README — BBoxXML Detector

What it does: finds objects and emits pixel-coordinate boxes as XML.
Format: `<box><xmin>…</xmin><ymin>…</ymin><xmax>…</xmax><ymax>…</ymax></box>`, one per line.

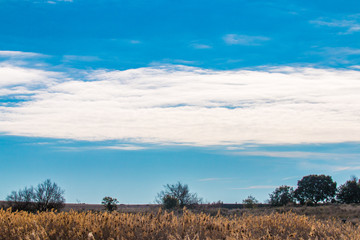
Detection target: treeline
<box><xmin>5</xmin><ymin>179</ymin><xmax>65</xmax><ymax>212</ymax></box>
<box><xmin>154</xmin><ymin>175</ymin><xmax>360</xmax><ymax>210</ymax></box>
<box><xmin>268</xmin><ymin>174</ymin><xmax>360</xmax><ymax>206</ymax></box>
<box><xmin>5</xmin><ymin>174</ymin><xmax>360</xmax><ymax>213</ymax></box>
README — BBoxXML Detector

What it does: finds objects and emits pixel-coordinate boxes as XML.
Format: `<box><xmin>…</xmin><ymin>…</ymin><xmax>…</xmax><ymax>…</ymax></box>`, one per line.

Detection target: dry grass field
<box><xmin>62</xmin><ymin>202</ymin><xmax>360</xmax><ymax>225</ymax></box>
<box><xmin>1</xmin><ymin>207</ymin><xmax>360</xmax><ymax>240</ymax></box>
<box><xmin>198</xmin><ymin>204</ymin><xmax>360</xmax><ymax>225</ymax></box>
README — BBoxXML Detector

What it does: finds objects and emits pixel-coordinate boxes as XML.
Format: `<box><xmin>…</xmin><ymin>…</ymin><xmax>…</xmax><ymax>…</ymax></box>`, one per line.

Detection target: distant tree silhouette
<box><xmin>102</xmin><ymin>196</ymin><xmax>119</xmax><ymax>212</ymax></box>
<box><xmin>294</xmin><ymin>175</ymin><xmax>336</xmax><ymax>205</ymax></box>
<box><xmin>7</xmin><ymin>179</ymin><xmax>65</xmax><ymax>212</ymax></box>
<box><xmin>156</xmin><ymin>182</ymin><xmax>202</xmax><ymax>208</ymax></box>
<box><xmin>337</xmin><ymin>176</ymin><xmax>360</xmax><ymax>203</ymax></box>
<box><xmin>6</xmin><ymin>187</ymin><xmax>35</xmax><ymax>212</ymax></box>
<box><xmin>269</xmin><ymin>185</ymin><xmax>295</xmax><ymax>206</ymax></box>
<box><xmin>242</xmin><ymin>195</ymin><xmax>259</xmax><ymax>208</ymax></box>
<box><xmin>162</xmin><ymin>194</ymin><xmax>179</xmax><ymax>209</ymax></box>
<box><xmin>33</xmin><ymin>179</ymin><xmax>65</xmax><ymax>211</ymax></box>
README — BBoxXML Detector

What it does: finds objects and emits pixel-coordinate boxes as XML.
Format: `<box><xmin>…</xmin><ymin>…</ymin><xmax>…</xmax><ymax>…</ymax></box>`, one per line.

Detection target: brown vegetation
<box><xmin>0</xmin><ymin>207</ymin><xmax>359</xmax><ymax>240</ymax></box>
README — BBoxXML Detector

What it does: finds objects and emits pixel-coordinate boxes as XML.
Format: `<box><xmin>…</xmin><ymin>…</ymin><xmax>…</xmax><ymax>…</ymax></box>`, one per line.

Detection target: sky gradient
<box><xmin>1</xmin><ymin>0</ymin><xmax>360</xmax><ymax>204</ymax></box>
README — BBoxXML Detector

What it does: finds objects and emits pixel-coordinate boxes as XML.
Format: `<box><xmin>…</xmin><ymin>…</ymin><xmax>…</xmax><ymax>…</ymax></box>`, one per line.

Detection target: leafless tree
<box><xmin>156</xmin><ymin>182</ymin><xmax>202</xmax><ymax>208</ymax></box>
<box><xmin>33</xmin><ymin>179</ymin><xmax>65</xmax><ymax>211</ymax></box>
<box><xmin>6</xmin><ymin>186</ymin><xmax>35</xmax><ymax>212</ymax></box>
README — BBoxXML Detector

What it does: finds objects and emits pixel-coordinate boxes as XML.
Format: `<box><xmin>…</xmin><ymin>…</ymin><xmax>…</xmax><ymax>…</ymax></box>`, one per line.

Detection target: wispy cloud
<box><xmin>152</xmin><ymin>59</ymin><xmax>198</xmax><ymax>65</ymax></box>
<box><xmin>310</xmin><ymin>17</ymin><xmax>360</xmax><ymax>34</ymax></box>
<box><xmin>332</xmin><ymin>166</ymin><xmax>360</xmax><ymax>172</ymax></box>
<box><xmin>233</xmin><ymin>151</ymin><xmax>360</xmax><ymax>160</ymax></box>
<box><xmin>299</xmin><ymin>162</ymin><xmax>360</xmax><ymax>172</ymax></box>
<box><xmin>62</xmin><ymin>55</ymin><xmax>101</xmax><ymax>62</ymax></box>
<box><xmin>130</xmin><ymin>40</ymin><xmax>141</xmax><ymax>44</ymax></box>
<box><xmin>97</xmin><ymin>145</ymin><xmax>147</xmax><ymax>151</ymax></box>
<box><xmin>281</xmin><ymin>176</ymin><xmax>300</xmax><ymax>181</ymax></box>
<box><xmin>226</xmin><ymin>146</ymin><xmax>245</xmax><ymax>150</ymax></box>
<box><xmin>0</xmin><ymin>51</ymin><xmax>46</xmax><ymax>58</ymax></box>
<box><xmin>223</xmin><ymin>34</ymin><xmax>270</xmax><ymax>46</ymax></box>
<box><xmin>191</xmin><ymin>43</ymin><xmax>212</xmax><ymax>49</ymax></box>
<box><xmin>310</xmin><ymin>47</ymin><xmax>360</xmax><ymax>65</ymax></box>
<box><xmin>1</xmin><ymin>61</ymin><xmax>360</xmax><ymax>146</ymax></box>
<box><xmin>46</xmin><ymin>0</ymin><xmax>73</xmax><ymax>4</ymax></box>
<box><xmin>198</xmin><ymin>178</ymin><xmax>233</xmax><ymax>182</ymax></box>
<box><xmin>56</xmin><ymin>144</ymin><xmax>147</xmax><ymax>151</ymax></box>
<box><xmin>232</xmin><ymin>185</ymin><xmax>276</xmax><ymax>190</ymax></box>
<box><xmin>323</xmin><ymin>47</ymin><xmax>360</xmax><ymax>56</ymax></box>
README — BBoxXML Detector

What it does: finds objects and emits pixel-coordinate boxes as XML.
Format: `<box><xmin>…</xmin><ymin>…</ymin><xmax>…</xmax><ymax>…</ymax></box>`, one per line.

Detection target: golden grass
<box><xmin>0</xmin><ymin>208</ymin><xmax>359</xmax><ymax>240</ymax></box>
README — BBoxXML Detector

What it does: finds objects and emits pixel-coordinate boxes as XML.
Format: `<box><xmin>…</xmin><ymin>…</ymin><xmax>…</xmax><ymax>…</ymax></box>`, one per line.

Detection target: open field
<box><xmin>1</xmin><ymin>208</ymin><xmax>360</xmax><ymax>240</ymax></box>
<box><xmin>4</xmin><ymin>201</ymin><xmax>360</xmax><ymax>223</ymax></box>
<box><xmin>60</xmin><ymin>203</ymin><xmax>360</xmax><ymax>225</ymax></box>
<box><xmin>3</xmin><ymin>202</ymin><xmax>360</xmax><ymax>239</ymax></box>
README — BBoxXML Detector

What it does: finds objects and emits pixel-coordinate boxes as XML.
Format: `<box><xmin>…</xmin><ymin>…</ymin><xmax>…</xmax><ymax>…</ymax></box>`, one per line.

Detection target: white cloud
<box><xmin>233</xmin><ymin>151</ymin><xmax>360</xmax><ymax>160</ymax></box>
<box><xmin>310</xmin><ymin>18</ymin><xmax>360</xmax><ymax>34</ymax></box>
<box><xmin>46</xmin><ymin>0</ymin><xmax>73</xmax><ymax>4</ymax></box>
<box><xmin>198</xmin><ymin>178</ymin><xmax>233</xmax><ymax>182</ymax></box>
<box><xmin>56</xmin><ymin>145</ymin><xmax>147</xmax><ymax>151</ymax></box>
<box><xmin>62</xmin><ymin>55</ymin><xmax>101</xmax><ymax>62</ymax></box>
<box><xmin>0</xmin><ymin>51</ymin><xmax>45</xmax><ymax>58</ymax></box>
<box><xmin>310</xmin><ymin>47</ymin><xmax>360</xmax><ymax>65</ymax></box>
<box><xmin>96</xmin><ymin>145</ymin><xmax>147</xmax><ymax>151</ymax></box>
<box><xmin>323</xmin><ymin>47</ymin><xmax>360</xmax><ymax>56</ymax></box>
<box><xmin>333</xmin><ymin>166</ymin><xmax>360</xmax><ymax>171</ymax></box>
<box><xmin>223</xmin><ymin>34</ymin><xmax>270</xmax><ymax>45</ymax></box>
<box><xmin>0</xmin><ymin>63</ymin><xmax>62</xmax><ymax>93</ymax></box>
<box><xmin>232</xmin><ymin>185</ymin><xmax>276</xmax><ymax>190</ymax></box>
<box><xmin>130</xmin><ymin>40</ymin><xmax>141</xmax><ymax>44</ymax></box>
<box><xmin>299</xmin><ymin>162</ymin><xmax>360</xmax><ymax>172</ymax></box>
<box><xmin>191</xmin><ymin>43</ymin><xmax>212</xmax><ymax>49</ymax></box>
<box><xmin>281</xmin><ymin>176</ymin><xmax>299</xmax><ymax>181</ymax></box>
<box><xmin>1</xmin><ymin>63</ymin><xmax>360</xmax><ymax>146</ymax></box>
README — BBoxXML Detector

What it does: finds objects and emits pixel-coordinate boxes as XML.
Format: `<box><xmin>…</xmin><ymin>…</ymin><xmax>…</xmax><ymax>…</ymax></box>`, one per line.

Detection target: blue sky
<box><xmin>1</xmin><ymin>0</ymin><xmax>360</xmax><ymax>204</ymax></box>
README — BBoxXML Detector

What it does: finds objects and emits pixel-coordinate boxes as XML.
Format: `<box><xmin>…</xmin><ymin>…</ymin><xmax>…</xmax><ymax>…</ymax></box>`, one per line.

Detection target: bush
<box><xmin>242</xmin><ymin>195</ymin><xmax>258</xmax><ymax>208</ymax></box>
<box><xmin>162</xmin><ymin>195</ymin><xmax>179</xmax><ymax>209</ymax></box>
<box><xmin>101</xmin><ymin>196</ymin><xmax>119</xmax><ymax>212</ymax></box>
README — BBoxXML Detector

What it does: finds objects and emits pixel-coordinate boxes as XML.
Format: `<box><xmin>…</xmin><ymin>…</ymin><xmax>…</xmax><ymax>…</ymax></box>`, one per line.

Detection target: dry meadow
<box><xmin>1</xmin><ymin>207</ymin><xmax>360</xmax><ymax>240</ymax></box>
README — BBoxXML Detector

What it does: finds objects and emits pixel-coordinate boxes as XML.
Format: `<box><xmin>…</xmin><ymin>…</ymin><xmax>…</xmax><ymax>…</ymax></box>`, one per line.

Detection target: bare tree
<box><xmin>33</xmin><ymin>179</ymin><xmax>65</xmax><ymax>211</ymax></box>
<box><xmin>156</xmin><ymin>182</ymin><xmax>202</xmax><ymax>208</ymax></box>
<box><xmin>6</xmin><ymin>187</ymin><xmax>35</xmax><ymax>212</ymax></box>
<box><xmin>6</xmin><ymin>179</ymin><xmax>65</xmax><ymax>212</ymax></box>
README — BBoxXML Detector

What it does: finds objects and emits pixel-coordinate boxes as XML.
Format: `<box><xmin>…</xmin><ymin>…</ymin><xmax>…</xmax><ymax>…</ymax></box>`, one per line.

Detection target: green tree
<box><xmin>102</xmin><ymin>196</ymin><xmax>119</xmax><ymax>212</ymax></box>
<box><xmin>294</xmin><ymin>175</ymin><xmax>336</xmax><ymax>205</ymax></box>
<box><xmin>269</xmin><ymin>185</ymin><xmax>294</xmax><ymax>206</ymax></box>
<box><xmin>337</xmin><ymin>177</ymin><xmax>360</xmax><ymax>203</ymax></box>
<box><xmin>156</xmin><ymin>182</ymin><xmax>202</xmax><ymax>208</ymax></box>
<box><xmin>242</xmin><ymin>195</ymin><xmax>259</xmax><ymax>208</ymax></box>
